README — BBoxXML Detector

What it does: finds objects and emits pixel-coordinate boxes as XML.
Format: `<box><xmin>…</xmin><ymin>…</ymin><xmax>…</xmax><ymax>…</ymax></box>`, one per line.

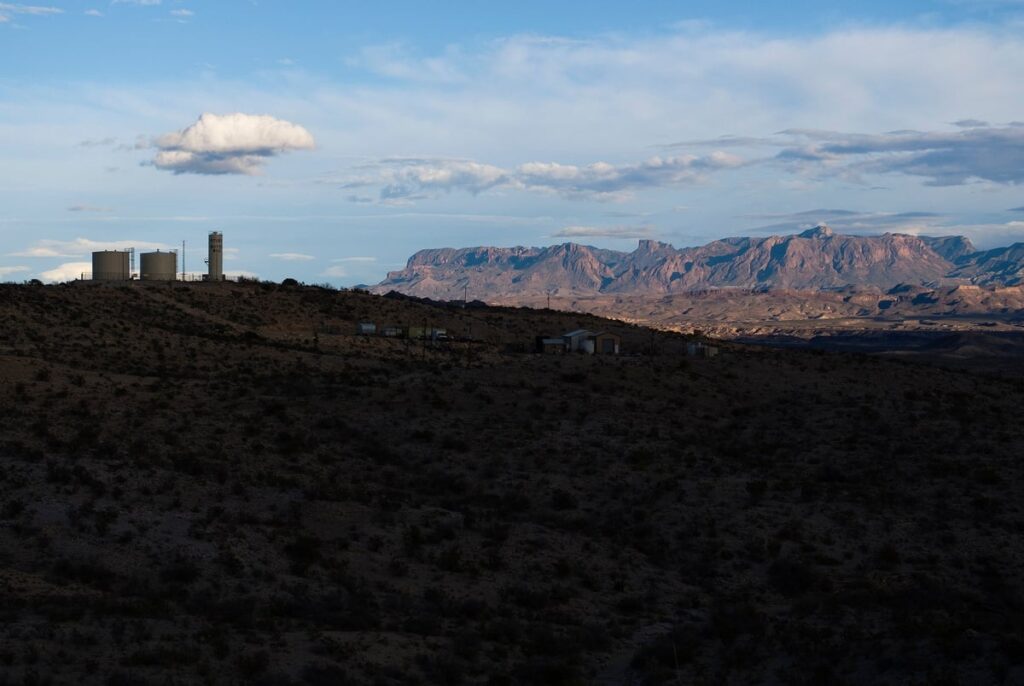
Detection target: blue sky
<box><xmin>2</xmin><ymin>1</ymin><xmax>1024</xmax><ymax>285</ymax></box>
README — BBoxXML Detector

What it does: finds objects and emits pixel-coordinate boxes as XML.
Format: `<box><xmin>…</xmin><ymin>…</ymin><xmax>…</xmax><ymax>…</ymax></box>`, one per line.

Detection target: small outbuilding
<box><xmin>563</xmin><ymin>329</ymin><xmax>594</xmax><ymax>352</ymax></box>
<box><xmin>536</xmin><ymin>336</ymin><xmax>567</xmax><ymax>354</ymax></box>
<box><xmin>357</xmin><ymin>322</ymin><xmax>377</xmax><ymax>335</ymax></box>
<box><xmin>592</xmin><ymin>331</ymin><xmax>621</xmax><ymax>355</ymax></box>
<box><xmin>561</xmin><ymin>329</ymin><xmax>621</xmax><ymax>355</ymax></box>
<box><xmin>687</xmin><ymin>342</ymin><xmax>719</xmax><ymax>358</ymax></box>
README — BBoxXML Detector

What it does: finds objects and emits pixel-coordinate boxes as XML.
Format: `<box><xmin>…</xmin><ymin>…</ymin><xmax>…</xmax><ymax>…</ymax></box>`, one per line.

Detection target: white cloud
<box><xmin>150</xmin><ymin>113</ymin><xmax>315</xmax><ymax>175</ymax></box>
<box><xmin>551</xmin><ymin>225</ymin><xmax>654</xmax><ymax>239</ymax></box>
<box><xmin>10</xmin><ymin>237</ymin><xmax>169</xmax><ymax>258</ymax></box>
<box><xmin>269</xmin><ymin>252</ymin><xmax>314</xmax><ymax>261</ymax></box>
<box><xmin>320</xmin><ymin>265</ymin><xmax>348</xmax><ymax>278</ymax></box>
<box><xmin>0</xmin><ymin>3</ymin><xmax>62</xmax><ymax>16</ymax></box>
<box><xmin>346</xmin><ymin>152</ymin><xmax>743</xmax><ymax>202</ymax></box>
<box><xmin>774</xmin><ymin>125</ymin><xmax>1024</xmax><ymax>186</ymax></box>
<box><xmin>169</xmin><ymin>9</ymin><xmax>193</xmax><ymax>17</ymax></box>
<box><xmin>84</xmin><ymin>8</ymin><xmax>102</xmax><ymax>16</ymax></box>
<box><xmin>332</xmin><ymin>256</ymin><xmax>377</xmax><ymax>262</ymax></box>
<box><xmin>67</xmin><ymin>205</ymin><xmax>113</xmax><ymax>212</ymax></box>
<box><xmin>0</xmin><ymin>265</ymin><xmax>30</xmax><ymax>279</ymax></box>
<box><xmin>39</xmin><ymin>262</ymin><xmax>91</xmax><ymax>283</ymax></box>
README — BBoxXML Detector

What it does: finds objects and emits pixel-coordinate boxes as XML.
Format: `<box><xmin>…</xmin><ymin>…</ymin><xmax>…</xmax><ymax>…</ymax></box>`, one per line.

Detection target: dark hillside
<box><xmin>0</xmin><ymin>282</ymin><xmax>1022</xmax><ymax>685</ymax></box>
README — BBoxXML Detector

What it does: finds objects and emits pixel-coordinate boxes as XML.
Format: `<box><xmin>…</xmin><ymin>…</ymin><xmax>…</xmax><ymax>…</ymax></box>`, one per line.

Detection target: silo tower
<box><xmin>206</xmin><ymin>231</ymin><xmax>224</xmax><ymax>281</ymax></box>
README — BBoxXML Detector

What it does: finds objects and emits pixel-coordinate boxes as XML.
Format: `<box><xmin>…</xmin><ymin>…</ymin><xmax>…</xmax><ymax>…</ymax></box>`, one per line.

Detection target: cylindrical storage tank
<box><xmin>140</xmin><ymin>250</ymin><xmax>177</xmax><ymax>281</ymax></box>
<box><xmin>92</xmin><ymin>251</ymin><xmax>130</xmax><ymax>281</ymax></box>
<box><xmin>207</xmin><ymin>231</ymin><xmax>224</xmax><ymax>281</ymax></box>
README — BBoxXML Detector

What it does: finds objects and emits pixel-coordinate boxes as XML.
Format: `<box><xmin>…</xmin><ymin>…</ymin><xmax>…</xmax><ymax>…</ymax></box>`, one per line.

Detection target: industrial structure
<box><xmin>205</xmin><ymin>231</ymin><xmax>224</xmax><ymax>281</ymax></box>
<box><xmin>140</xmin><ymin>250</ymin><xmax>178</xmax><ymax>281</ymax></box>
<box><xmin>91</xmin><ymin>250</ymin><xmax>132</xmax><ymax>281</ymax></box>
<box><xmin>86</xmin><ymin>231</ymin><xmax>227</xmax><ymax>283</ymax></box>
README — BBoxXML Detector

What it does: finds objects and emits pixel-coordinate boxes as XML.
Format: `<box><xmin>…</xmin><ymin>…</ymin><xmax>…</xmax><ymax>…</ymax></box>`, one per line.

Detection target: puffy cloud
<box><xmin>39</xmin><ymin>262</ymin><xmax>91</xmax><ymax>283</ymax></box>
<box><xmin>551</xmin><ymin>225</ymin><xmax>654</xmax><ymax>239</ymax></box>
<box><xmin>346</xmin><ymin>152</ymin><xmax>743</xmax><ymax>202</ymax></box>
<box><xmin>169</xmin><ymin>9</ymin><xmax>193</xmax><ymax>18</ymax></box>
<box><xmin>269</xmin><ymin>252</ymin><xmax>314</xmax><ymax>261</ymax></box>
<box><xmin>84</xmin><ymin>9</ymin><xmax>102</xmax><ymax>17</ymax></box>
<box><xmin>150</xmin><ymin>113</ymin><xmax>315</xmax><ymax>175</ymax></box>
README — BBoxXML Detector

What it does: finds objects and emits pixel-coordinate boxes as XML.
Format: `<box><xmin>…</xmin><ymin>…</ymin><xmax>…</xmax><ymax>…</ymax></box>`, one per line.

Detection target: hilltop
<box><xmin>0</xmin><ymin>281</ymin><xmax>1023</xmax><ymax>685</ymax></box>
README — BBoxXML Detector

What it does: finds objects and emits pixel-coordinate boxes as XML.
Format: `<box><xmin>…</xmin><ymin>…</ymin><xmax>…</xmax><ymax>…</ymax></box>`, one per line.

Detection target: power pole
<box><xmin>181</xmin><ymin>240</ymin><xmax>186</xmax><ymax>281</ymax></box>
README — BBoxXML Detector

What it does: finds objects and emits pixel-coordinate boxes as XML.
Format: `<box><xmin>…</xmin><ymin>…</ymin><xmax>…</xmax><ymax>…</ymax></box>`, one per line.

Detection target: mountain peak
<box><xmin>798</xmin><ymin>224</ymin><xmax>835</xmax><ymax>239</ymax></box>
<box><xmin>636</xmin><ymin>239</ymin><xmax>673</xmax><ymax>253</ymax></box>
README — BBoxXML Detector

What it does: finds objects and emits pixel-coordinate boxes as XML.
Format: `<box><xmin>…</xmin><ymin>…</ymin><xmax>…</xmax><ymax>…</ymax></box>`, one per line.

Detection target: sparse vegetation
<box><xmin>0</xmin><ymin>281</ymin><xmax>1021</xmax><ymax>684</ymax></box>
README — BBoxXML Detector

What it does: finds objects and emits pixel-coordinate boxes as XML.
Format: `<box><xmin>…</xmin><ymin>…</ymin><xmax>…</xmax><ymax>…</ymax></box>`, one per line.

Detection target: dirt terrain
<box><xmin>1</xmin><ymin>281</ymin><xmax>1023</xmax><ymax>685</ymax></box>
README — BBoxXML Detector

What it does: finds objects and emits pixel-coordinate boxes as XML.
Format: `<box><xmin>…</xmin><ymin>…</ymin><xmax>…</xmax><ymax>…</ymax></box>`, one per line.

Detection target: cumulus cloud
<box><xmin>551</xmin><ymin>225</ymin><xmax>654</xmax><ymax>239</ymax></box>
<box><xmin>84</xmin><ymin>8</ymin><xmax>102</xmax><ymax>16</ymax></box>
<box><xmin>269</xmin><ymin>252</ymin><xmax>314</xmax><ymax>261</ymax></box>
<box><xmin>39</xmin><ymin>262</ymin><xmax>91</xmax><ymax>283</ymax></box>
<box><xmin>150</xmin><ymin>113</ymin><xmax>315</xmax><ymax>175</ymax></box>
<box><xmin>169</xmin><ymin>9</ymin><xmax>193</xmax><ymax>17</ymax></box>
<box><xmin>345</xmin><ymin>152</ymin><xmax>743</xmax><ymax>202</ymax></box>
<box><xmin>10</xmin><ymin>237</ymin><xmax>169</xmax><ymax>258</ymax></box>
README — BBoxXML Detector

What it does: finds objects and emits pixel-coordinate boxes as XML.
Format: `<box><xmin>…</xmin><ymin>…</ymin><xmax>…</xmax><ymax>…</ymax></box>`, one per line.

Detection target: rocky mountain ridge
<box><xmin>376</xmin><ymin>225</ymin><xmax>1024</xmax><ymax>299</ymax></box>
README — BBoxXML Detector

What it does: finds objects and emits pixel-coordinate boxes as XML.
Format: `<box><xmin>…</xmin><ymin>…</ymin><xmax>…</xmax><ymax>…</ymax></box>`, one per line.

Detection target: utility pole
<box><xmin>181</xmin><ymin>240</ymin><xmax>186</xmax><ymax>281</ymax></box>
<box><xmin>463</xmin><ymin>283</ymin><xmax>468</xmax><ymax>308</ymax></box>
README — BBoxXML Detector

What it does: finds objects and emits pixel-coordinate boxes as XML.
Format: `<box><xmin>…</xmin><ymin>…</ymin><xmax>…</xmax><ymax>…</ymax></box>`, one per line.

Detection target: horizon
<box><xmin>3</xmin><ymin>1</ymin><xmax>1024</xmax><ymax>285</ymax></box>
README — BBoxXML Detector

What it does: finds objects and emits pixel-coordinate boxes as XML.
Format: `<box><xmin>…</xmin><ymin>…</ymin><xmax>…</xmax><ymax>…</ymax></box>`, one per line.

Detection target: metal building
<box><xmin>140</xmin><ymin>250</ymin><xmax>177</xmax><ymax>281</ymax></box>
<box><xmin>92</xmin><ymin>251</ymin><xmax>131</xmax><ymax>281</ymax></box>
<box><xmin>206</xmin><ymin>231</ymin><xmax>224</xmax><ymax>281</ymax></box>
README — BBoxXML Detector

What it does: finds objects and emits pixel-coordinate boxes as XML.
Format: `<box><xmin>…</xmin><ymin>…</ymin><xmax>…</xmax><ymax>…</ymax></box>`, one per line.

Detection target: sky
<box><xmin>2</xmin><ymin>1</ymin><xmax>1024</xmax><ymax>286</ymax></box>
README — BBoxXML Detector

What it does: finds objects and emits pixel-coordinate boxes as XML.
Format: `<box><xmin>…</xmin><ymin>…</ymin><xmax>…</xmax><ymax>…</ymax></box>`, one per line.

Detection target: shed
<box><xmin>357</xmin><ymin>322</ymin><xmax>376</xmax><ymax>335</ymax></box>
<box><xmin>536</xmin><ymin>336</ymin><xmax>567</xmax><ymax>354</ymax></box>
<box><xmin>687</xmin><ymin>342</ymin><xmax>719</xmax><ymax>358</ymax></box>
<box><xmin>563</xmin><ymin>329</ymin><xmax>594</xmax><ymax>352</ymax></box>
<box><xmin>592</xmin><ymin>331</ymin><xmax>621</xmax><ymax>355</ymax></box>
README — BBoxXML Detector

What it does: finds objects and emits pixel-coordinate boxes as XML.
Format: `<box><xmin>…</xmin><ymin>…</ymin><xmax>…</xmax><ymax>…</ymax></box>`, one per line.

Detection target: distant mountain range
<box><xmin>374</xmin><ymin>225</ymin><xmax>1024</xmax><ymax>299</ymax></box>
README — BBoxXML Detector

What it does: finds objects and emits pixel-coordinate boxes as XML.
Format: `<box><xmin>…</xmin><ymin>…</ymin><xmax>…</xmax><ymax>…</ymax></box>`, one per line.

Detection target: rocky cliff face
<box><xmin>374</xmin><ymin>226</ymin><xmax>1023</xmax><ymax>299</ymax></box>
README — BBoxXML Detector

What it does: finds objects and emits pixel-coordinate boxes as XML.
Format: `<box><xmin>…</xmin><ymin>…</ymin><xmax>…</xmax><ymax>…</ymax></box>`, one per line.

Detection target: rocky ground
<box><xmin>0</xmin><ymin>281</ymin><xmax>1022</xmax><ymax>685</ymax></box>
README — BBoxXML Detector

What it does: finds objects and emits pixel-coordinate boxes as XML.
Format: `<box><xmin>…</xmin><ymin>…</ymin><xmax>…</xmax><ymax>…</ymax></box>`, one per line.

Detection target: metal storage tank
<box><xmin>140</xmin><ymin>250</ymin><xmax>177</xmax><ymax>281</ymax></box>
<box><xmin>92</xmin><ymin>251</ymin><xmax>130</xmax><ymax>281</ymax></box>
<box><xmin>206</xmin><ymin>231</ymin><xmax>224</xmax><ymax>281</ymax></box>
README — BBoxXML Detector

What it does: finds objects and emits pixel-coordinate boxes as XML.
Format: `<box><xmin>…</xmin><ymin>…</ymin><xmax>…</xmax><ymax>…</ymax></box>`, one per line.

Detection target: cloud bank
<box><xmin>346</xmin><ymin>152</ymin><xmax>743</xmax><ymax>202</ymax></box>
<box><xmin>775</xmin><ymin>125</ymin><xmax>1024</xmax><ymax>186</ymax></box>
<box><xmin>151</xmin><ymin>113</ymin><xmax>315</xmax><ymax>175</ymax></box>
<box><xmin>551</xmin><ymin>225</ymin><xmax>654</xmax><ymax>239</ymax></box>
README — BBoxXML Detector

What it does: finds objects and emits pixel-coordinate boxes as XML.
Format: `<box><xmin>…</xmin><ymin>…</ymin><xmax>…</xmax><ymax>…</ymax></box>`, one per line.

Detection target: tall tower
<box><xmin>207</xmin><ymin>231</ymin><xmax>224</xmax><ymax>281</ymax></box>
